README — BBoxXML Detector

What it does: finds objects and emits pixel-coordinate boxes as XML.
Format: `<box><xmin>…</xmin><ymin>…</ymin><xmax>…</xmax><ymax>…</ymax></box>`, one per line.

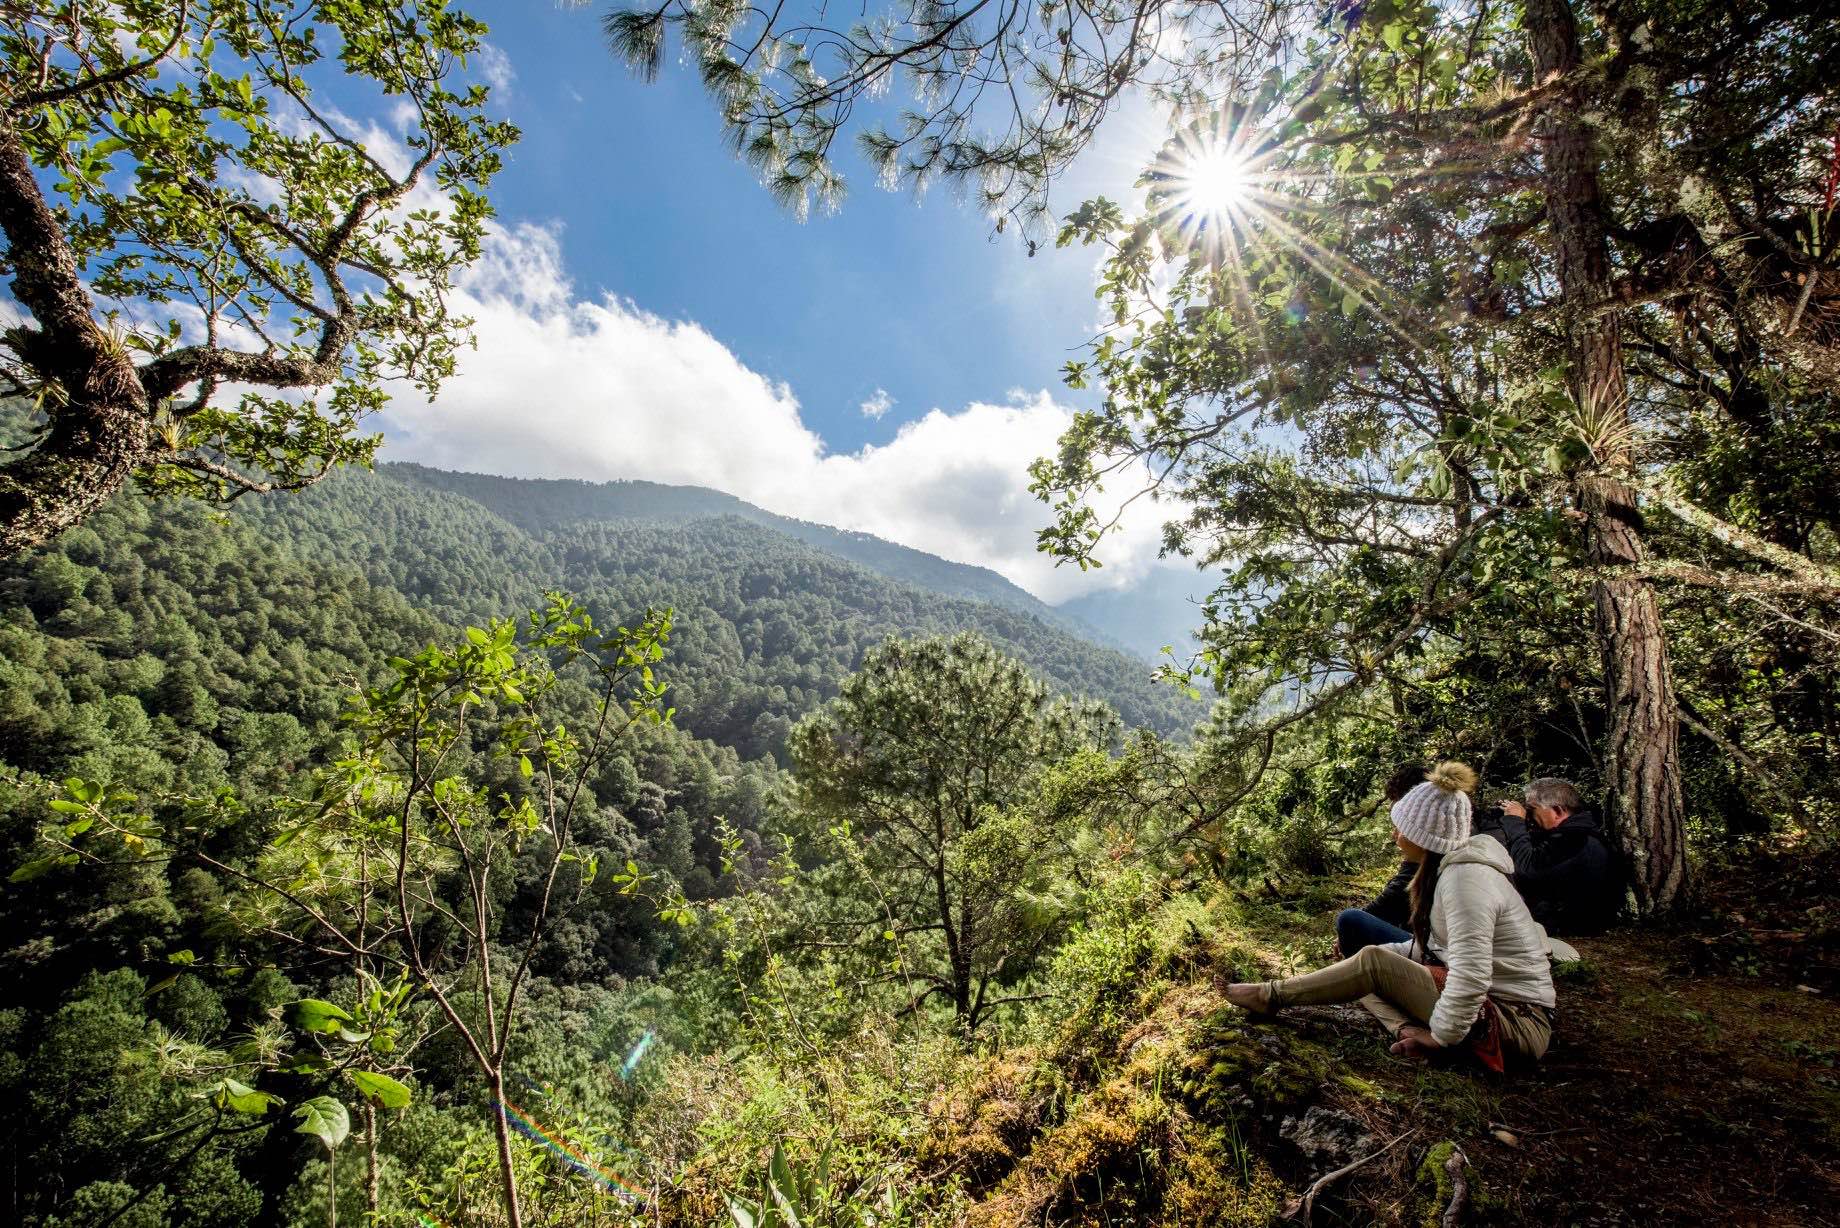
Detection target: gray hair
<box><xmin>1523</xmin><ymin>777</ymin><xmax>1584</xmax><ymax>813</ymax></box>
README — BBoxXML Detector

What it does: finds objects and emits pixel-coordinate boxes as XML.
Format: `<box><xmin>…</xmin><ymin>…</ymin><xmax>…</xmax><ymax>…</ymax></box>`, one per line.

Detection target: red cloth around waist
<box><xmin>1424</xmin><ymin>962</ymin><xmax>1507</xmax><ymax>1073</ymax></box>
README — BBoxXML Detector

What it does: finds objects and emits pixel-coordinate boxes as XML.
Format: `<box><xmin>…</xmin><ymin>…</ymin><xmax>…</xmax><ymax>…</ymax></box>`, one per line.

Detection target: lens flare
<box><xmin>493</xmin><ymin>1094</ymin><xmax>647</xmax><ymax>1203</ymax></box>
<box><xmin>1136</xmin><ymin>107</ymin><xmax>1442</xmax><ymax>359</ymax></box>
<box><xmin>1148</xmin><ymin>117</ymin><xmax>1272</xmax><ymax>258</ymax></box>
<box><xmin>620</xmin><ymin>1028</ymin><xmax>656</xmax><ymax>1080</ymax></box>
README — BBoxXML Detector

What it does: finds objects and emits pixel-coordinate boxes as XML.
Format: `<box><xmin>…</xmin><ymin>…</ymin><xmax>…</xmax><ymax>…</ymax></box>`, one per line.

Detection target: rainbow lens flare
<box><xmin>493</xmin><ymin>1095</ymin><xmax>647</xmax><ymax>1203</ymax></box>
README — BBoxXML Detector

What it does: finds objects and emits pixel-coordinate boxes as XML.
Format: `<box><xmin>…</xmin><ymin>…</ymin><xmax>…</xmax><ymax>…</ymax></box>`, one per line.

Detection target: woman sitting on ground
<box><xmin>1226</xmin><ymin>762</ymin><xmax>1557</xmax><ymax>1068</ymax></box>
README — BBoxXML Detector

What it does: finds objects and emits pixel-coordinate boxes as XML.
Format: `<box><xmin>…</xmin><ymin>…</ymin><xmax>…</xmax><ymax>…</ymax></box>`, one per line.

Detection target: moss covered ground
<box><xmin>920</xmin><ymin>854</ymin><xmax>1840</xmax><ymax>1227</ymax></box>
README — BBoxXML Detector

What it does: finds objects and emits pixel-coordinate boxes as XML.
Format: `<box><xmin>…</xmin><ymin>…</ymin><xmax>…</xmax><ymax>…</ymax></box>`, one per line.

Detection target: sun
<box><xmin>1173</xmin><ymin>146</ymin><xmax>1251</xmax><ymax>218</ymax></box>
<box><xmin>1149</xmin><ymin>122</ymin><xmax>1266</xmax><ymax>244</ymax></box>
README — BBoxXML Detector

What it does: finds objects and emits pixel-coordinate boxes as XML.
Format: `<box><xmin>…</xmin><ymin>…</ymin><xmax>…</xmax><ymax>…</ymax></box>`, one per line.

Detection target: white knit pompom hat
<box><xmin>1389</xmin><ymin>761</ymin><xmax>1478</xmax><ymax>854</ymax></box>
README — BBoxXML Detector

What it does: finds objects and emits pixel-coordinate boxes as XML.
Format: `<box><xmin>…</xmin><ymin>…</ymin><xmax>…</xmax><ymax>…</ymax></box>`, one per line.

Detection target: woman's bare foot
<box><xmin>1389</xmin><ymin>1024</ymin><xmax>1438</xmax><ymax>1059</ymax></box>
<box><xmin>1225</xmin><ymin>982</ymin><xmax>1275</xmax><ymax>1015</ymax></box>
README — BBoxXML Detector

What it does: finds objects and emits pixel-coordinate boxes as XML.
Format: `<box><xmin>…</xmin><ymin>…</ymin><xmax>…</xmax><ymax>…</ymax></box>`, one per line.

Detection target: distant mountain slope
<box><xmin>1056</xmin><ymin>564</ymin><xmax>1214</xmax><ymax>665</ymax></box>
<box><xmin>382</xmin><ymin>463</ymin><xmax>1124</xmax><ymax>646</ymax></box>
<box><xmin>240</xmin><ymin>463</ymin><xmax>545</xmax><ymax>627</ymax></box>
<box><xmin>235</xmin><ymin>468</ymin><xmax>1201</xmax><ymax>751</ymax></box>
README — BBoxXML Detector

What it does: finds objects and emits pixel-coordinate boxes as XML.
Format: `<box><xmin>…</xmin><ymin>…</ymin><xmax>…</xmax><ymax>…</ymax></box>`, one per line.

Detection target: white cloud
<box><xmin>476</xmin><ymin>43</ymin><xmax>515</xmax><ymax>97</ymax></box>
<box><xmin>271</xmin><ymin>98</ymin><xmax>415</xmax><ymax>180</ymax></box>
<box><xmin>380</xmin><ymin>223</ymin><xmax>1172</xmax><ymax>602</ymax></box>
<box><xmin>859</xmin><ymin>388</ymin><xmax>894</xmax><ymax>420</ymax></box>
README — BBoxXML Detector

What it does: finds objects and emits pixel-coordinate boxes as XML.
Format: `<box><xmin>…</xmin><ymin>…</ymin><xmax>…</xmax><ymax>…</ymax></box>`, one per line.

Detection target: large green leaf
<box><xmin>213</xmin><ymin>1078</ymin><xmax>281</xmax><ymax>1115</ymax></box>
<box><xmin>8</xmin><ymin>853</ymin><xmax>78</xmax><ymax>882</ymax></box>
<box><xmin>288</xmin><ymin>998</ymin><xmax>355</xmax><ymax>1035</ymax></box>
<box><xmin>292</xmin><ymin>1096</ymin><xmax>350</xmax><ymax>1150</ymax></box>
<box><xmin>348</xmin><ymin>1070</ymin><xmax>412</xmax><ymax>1110</ymax></box>
<box><xmin>766</xmin><ymin>1143</ymin><xmax>803</xmax><ymax>1228</ymax></box>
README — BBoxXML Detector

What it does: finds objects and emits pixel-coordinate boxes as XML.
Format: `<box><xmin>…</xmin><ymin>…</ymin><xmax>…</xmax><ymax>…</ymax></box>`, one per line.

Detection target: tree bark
<box><xmin>488</xmin><ymin>1072</ymin><xmax>525</xmax><ymax>1228</ymax></box>
<box><xmin>0</xmin><ymin>397</ymin><xmax>150</xmax><ymax>557</ymax></box>
<box><xmin>1524</xmin><ymin>0</ymin><xmax>1687</xmax><ymax>912</ymax></box>
<box><xmin>0</xmin><ymin>124</ymin><xmax>151</xmax><ymax>558</ymax></box>
<box><xmin>364</xmin><ymin>1101</ymin><xmax>381</xmax><ymax>1222</ymax></box>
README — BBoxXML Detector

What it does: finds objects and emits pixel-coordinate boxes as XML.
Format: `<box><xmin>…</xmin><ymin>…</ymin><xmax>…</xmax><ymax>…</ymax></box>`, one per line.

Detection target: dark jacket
<box><xmin>1487</xmin><ymin>809</ymin><xmax>1622</xmax><ymax>935</ymax></box>
<box><xmin>1361</xmin><ymin>860</ymin><xmax>1418</xmax><ymax>927</ymax></box>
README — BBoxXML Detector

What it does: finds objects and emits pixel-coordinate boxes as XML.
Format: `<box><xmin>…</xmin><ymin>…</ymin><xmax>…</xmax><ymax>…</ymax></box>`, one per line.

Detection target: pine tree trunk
<box><xmin>1583</xmin><ymin>478</ymin><xmax>1687</xmax><ymax>910</ymax></box>
<box><xmin>1525</xmin><ymin>0</ymin><xmax>1687</xmax><ymax>912</ymax></box>
<box><xmin>934</xmin><ymin>859</ymin><xmax>972</xmax><ymax>1024</ymax></box>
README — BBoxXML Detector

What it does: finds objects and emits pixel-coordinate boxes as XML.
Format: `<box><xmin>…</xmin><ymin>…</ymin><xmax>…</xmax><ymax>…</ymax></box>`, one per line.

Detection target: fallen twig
<box><xmin>1485</xmin><ymin>1120</ymin><xmax>1588</xmax><ymax>1138</ymax></box>
<box><xmin>1440</xmin><ymin>1145</ymin><xmax>1470</xmax><ymax>1228</ymax></box>
<box><xmin>1283</xmin><ymin>1129</ymin><xmax>1415</xmax><ymax>1223</ymax></box>
<box><xmin>1786</xmin><ymin>269</ymin><xmax>1817</xmax><ymax>336</ymax></box>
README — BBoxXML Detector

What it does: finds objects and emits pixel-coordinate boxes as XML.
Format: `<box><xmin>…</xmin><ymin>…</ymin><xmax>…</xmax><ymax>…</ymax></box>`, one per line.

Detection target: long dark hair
<box><xmin>1384</xmin><ymin>762</ymin><xmax>1429</xmax><ymax>804</ymax></box>
<box><xmin>1408</xmin><ymin>851</ymin><xmax>1445</xmax><ymax>953</ymax></box>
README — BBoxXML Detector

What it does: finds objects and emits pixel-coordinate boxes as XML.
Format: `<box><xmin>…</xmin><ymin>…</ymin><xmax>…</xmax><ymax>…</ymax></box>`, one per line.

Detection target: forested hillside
<box><xmin>385</xmin><ymin>463</ymin><xmax>1126</xmax><ymax>648</ymax></box>
<box><xmin>232</xmin><ymin>465</ymin><xmax>1199</xmax><ymax>750</ymax></box>
<box><xmin>0</xmin><ymin>466</ymin><xmax>1204</xmax><ymax>1225</ymax></box>
<box><xmin>0</xmin><ymin>491</ymin><xmax>780</xmax><ymax>1224</ymax></box>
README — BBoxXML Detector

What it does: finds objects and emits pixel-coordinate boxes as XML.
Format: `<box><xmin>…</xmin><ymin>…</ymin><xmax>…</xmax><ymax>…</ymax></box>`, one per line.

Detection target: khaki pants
<box><xmin>1266</xmin><ymin>945</ymin><xmax>1551</xmax><ymax>1061</ymax></box>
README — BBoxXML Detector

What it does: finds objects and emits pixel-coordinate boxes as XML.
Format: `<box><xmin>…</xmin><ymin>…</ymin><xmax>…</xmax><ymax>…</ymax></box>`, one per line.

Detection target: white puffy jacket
<box><xmin>1381</xmin><ymin>834</ymin><xmax>1557</xmax><ymax>1046</ymax></box>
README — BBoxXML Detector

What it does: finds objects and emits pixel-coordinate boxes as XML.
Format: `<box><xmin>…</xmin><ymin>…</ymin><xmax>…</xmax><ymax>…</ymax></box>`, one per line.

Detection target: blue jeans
<box><xmin>1335</xmin><ymin>908</ymin><xmax>1410</xmax><ymax>956</ymax></box>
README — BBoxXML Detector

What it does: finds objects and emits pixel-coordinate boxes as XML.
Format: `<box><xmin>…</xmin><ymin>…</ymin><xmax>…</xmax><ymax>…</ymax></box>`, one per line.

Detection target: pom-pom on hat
<box><xmin>1389</xmin><ymin>761</ymin><xmax>1477</xmax><ymax>854</ymax></box>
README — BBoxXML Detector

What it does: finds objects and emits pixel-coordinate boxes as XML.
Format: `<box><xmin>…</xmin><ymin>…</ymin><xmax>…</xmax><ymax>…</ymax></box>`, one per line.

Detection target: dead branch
<box><xmin>1440</xmin><ymin>1145</ymin><xmax>1470</xmax><ymax>1228</ymax></box>
<box><xmin>1283</xmin><ymin>1129</ymin><xmax>1415</xmax><ymax>1223</ymax></box>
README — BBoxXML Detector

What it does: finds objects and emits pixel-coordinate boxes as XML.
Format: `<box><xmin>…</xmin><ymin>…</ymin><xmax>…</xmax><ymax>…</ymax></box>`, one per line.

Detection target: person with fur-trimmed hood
<box><xmin>1225</xmin><ymin>762</ymin><xmax>1558</xmax><ymax>1068</ymax></box>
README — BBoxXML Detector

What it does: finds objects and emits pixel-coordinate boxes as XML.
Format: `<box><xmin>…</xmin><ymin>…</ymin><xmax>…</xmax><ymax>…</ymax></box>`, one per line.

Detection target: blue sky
<box><xmin>364</xmin><ymin>3</ymin><xmax>1202</xmax><ymax>612</ymax></box>
<box><xmin>479</xmin><ymin>4</ymin><xmax>1137</xmax><ymax>453</ymax></box>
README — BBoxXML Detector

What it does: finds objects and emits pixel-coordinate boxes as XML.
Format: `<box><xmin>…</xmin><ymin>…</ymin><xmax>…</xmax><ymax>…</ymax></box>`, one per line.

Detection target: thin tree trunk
<box><xmin>364</xmin><ymin>1101</ymin><xmax>381</xmax><ymax>1222</ymax></box>
<box><xmin>934</xmin><ymin>858</ymin><xmax>970</xmax><ymax>1024</ymax></box>
<box><xmin>489</xmin><ymin>1072</ymin><xmax>524</xmax><ymax>1228</ymax></box>
<box><xmin>1525</xmin><ymin>0</ymin><xmax>1686</xmax><ymax>913</ymax></box>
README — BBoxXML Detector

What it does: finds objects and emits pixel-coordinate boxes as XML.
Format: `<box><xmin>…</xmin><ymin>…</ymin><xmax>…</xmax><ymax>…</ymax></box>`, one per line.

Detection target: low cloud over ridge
<box><xmin>380</xmin><ymin>223</ymin><xmax>1170</xmax><ymax>604</ymax></box>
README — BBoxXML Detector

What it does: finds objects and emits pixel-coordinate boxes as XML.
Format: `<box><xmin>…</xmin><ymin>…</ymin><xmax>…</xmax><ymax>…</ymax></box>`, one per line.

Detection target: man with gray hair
<box><xmin>1486</xmin><ymin>777</ymin><xmax>1624</xmax><ymax>935</ymax></box>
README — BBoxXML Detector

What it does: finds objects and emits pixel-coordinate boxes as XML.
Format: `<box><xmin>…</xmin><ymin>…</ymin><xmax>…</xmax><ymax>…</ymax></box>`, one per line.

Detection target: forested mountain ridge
<box><xmin>0</xmin><ymin>459</ymin><xmax>1197</xmax><ymax>1227</ymax></box>
<box><xmin>230</xmin><ymin>465</ymin><xmax>1201</xmax><ymax>748</ymax></box>
<box><xmin>0</xmin><ymin>492</ymin><xmax>776</xmax><ymax>965</ymax></box>
<box><xmin>383</xmin><ymin>462</ymin><xmax>1127</xmax><ymax>647</ymax></box>
<box><xmin>0</xmin><ymin>489</ymin><xmax>790</xmax><ymax>1225</ymax></box>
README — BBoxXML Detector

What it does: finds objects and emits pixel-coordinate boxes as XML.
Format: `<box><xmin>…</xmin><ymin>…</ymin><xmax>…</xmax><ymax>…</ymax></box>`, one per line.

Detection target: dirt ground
<box><xmin>1307</xmin><ymin>846</ymin><xmax>1840</xmax><ymax>1227</ymax></box>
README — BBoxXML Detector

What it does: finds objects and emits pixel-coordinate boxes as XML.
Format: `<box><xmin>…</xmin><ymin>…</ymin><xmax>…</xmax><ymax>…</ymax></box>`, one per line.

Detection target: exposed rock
<box><xmin>1280</xmin><ymin>1105</ymin><xmax>1378</xmax><ymax>1170</ymax></box>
